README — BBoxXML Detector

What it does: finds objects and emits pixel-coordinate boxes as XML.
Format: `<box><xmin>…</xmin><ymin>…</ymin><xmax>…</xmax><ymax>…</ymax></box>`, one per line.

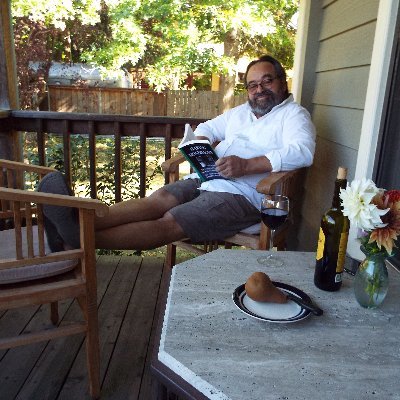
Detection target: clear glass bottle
<box><xmin>314</xmin><ymin>167</ymin><xmax>350</xmax><ymax>291</ymax></box>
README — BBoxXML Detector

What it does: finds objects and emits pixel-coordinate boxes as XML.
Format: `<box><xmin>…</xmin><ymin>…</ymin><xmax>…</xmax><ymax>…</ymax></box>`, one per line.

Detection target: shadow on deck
<box><xmin>0</xmin><ymin>254</ymin><xmax>168</xmax><ymax>400</ymax></box>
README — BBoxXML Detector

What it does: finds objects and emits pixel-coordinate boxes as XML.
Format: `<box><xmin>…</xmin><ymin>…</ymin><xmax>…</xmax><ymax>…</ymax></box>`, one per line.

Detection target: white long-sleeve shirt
<box><xmin>187</xmin><ymin>94</ymin><xmax>316</xmax><ymax>209</ymax></box>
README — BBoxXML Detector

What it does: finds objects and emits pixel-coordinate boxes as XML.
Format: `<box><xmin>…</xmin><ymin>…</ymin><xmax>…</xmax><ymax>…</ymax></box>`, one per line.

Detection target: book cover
<box><xmin>178</xmin><ymin>124</ymin><xmax>225</xmax><ymax>182</ymax></box>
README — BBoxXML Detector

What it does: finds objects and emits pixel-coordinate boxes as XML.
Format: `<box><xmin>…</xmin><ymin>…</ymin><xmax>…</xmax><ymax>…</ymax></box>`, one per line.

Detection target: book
<box><xmin>178</xmin><ymin>124</ymin><xmax>226</xmax><ymax>182</ymax></box>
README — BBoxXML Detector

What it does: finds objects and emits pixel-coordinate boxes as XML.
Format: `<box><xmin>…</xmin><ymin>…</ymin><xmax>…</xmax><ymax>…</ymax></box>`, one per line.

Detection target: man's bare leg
<box><xmin>94</xmin><ymin>187</ymin><xmax>187</xmax><ymax>249</ymax></box>
<box><xmin>95</xmin><ymin>211</ymin><xmax>186</xmax><ymax>250</ymax></box>
<box><xmin>94</xmin><ymin>187</ymin><xmax>180</xmax><ymax>230</ymax></box>
<box><xmin>37</xmin><ymin>172</ymin><xmax>185</xmax><ymax>251</ymax></box>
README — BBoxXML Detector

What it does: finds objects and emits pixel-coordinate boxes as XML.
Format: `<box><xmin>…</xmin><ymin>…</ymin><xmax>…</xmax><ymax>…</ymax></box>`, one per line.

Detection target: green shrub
<box><xmin>24</xmin><ymin>133</ymin><xmax>164</xmax><ymax>205</ymax></box>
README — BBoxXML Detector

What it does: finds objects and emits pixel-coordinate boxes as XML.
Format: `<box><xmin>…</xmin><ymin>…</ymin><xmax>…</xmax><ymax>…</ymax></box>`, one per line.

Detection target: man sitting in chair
<box><xmin>39</xmin><ymin>55</ymin><xmax>316</xmax><ymax>252</ymax></box>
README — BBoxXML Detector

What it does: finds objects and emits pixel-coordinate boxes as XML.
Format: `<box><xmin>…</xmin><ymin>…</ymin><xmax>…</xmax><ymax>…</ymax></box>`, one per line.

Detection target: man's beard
<box><xmin>248</xmin><ymin>89</ymin><xmax>284</xmax><ymax>116</ymax></box>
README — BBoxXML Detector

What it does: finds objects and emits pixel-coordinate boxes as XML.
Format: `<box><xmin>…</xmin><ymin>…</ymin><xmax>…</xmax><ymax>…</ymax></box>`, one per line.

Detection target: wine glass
<box><xmin>257</xmin><ymin>194</ymin><xmax>290</xmax><ymax>267</ymax></box>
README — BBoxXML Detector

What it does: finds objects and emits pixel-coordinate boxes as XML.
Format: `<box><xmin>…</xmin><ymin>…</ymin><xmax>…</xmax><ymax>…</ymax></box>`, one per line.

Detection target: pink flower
<box><xmin>367</xmin><ymin>190</ymin><xmax>400</xmax><ymax>255</ymax></box>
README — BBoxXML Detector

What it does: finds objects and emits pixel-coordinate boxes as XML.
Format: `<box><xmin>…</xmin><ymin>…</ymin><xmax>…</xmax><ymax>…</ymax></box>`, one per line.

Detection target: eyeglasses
<box><xmin>245</xmin><ymin>77</ymin><xmax>277</xmax><ymax>93</ymax></box>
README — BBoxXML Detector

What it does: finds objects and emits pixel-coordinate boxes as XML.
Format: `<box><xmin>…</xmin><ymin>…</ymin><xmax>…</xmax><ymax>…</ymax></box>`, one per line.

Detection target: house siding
<box><xmin>297</xmin><ymin>0</ymin><xmax>380</xmax><ymax>251</ymax></box>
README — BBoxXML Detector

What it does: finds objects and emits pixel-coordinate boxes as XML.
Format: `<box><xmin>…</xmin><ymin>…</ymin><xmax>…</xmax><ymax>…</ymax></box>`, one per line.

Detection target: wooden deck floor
<box><xmin>0</xmin><ymin>254</ymin><xmax>168</xmax><ymax>400</ymax></box>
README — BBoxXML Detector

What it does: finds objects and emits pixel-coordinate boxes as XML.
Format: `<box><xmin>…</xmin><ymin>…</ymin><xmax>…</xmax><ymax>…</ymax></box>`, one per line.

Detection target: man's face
<box><xmin>246</xmin><ymin>61</ymin><xmax>288</xmax><ymax>117</ymax></box>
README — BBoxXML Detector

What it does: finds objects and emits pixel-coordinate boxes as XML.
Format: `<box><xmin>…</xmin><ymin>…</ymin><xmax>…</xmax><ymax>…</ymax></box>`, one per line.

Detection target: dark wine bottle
<box><xmin>314</xmin><ymin>167</ymin><xmax>350</xmax><ymax>291</ymax></box>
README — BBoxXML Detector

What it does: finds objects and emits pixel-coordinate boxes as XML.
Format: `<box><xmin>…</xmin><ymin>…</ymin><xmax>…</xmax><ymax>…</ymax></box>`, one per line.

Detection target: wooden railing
<box><xmin>1</xmin><ymin>110</ymin><xmax>206</xmax><ymax>202</ymax></box>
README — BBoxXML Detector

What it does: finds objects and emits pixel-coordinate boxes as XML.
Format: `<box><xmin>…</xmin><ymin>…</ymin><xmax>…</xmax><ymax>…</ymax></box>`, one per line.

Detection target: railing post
<box><xmin>164</xmin><ymin>124</ymin><xmax>172</xmax><ymax>185</ymax></box>
<box><xmin>62</xmin><ymin>119</ymin><xmax>72</xmax><ymax>186</ymax></box>
<box><xmin>36</xmin><ymin>118</ymin><xmax>46</xmax><ymax>166</ymax></box>
<box><xmin>139</xmin><ymin>123</ymin><xmax>146</xmax><ymax>198</ymax></box>
<box><xmin>114</xmin><ymin>121</ymin><xmax>122</xmax><ymax>203</ymax></box>
<box><xmin>88</xmin><ymin>120</ymin><xmax>97</xmax><ymax>199</ymax></box>
<box><xmin>0</xmin><ymin>0</ymin><xmax>21</xmax><ymax>162</ymax></box>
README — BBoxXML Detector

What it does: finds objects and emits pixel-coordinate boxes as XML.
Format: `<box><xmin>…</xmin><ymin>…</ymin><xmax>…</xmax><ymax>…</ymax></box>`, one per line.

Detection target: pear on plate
<box><xmin>245</xmin><ymin>271</ymin><xmax>287</xmax><ymax>303</ymax></box>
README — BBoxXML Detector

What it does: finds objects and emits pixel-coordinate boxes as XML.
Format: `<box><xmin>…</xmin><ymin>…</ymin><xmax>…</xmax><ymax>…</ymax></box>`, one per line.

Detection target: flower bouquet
<box><xmin>339</xmin><ymin>179</ymin><xmax>400</xmax><ymax>307</ymax></box>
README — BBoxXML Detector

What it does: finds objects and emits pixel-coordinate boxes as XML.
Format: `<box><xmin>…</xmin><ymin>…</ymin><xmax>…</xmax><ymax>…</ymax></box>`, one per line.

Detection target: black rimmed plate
<box><xmin>232</xmin><ymin>281</ymin><xmax>311</xmax><ymax>323</ymax></box>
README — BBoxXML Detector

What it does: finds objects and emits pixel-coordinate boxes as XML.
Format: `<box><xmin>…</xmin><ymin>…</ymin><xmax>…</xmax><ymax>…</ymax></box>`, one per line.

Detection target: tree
<box><xmin>193</xmin><ymin>0</ymin><xmax>299</xmax><ymax>109</ymax></box>
<box><xmin>12</xmin><ymin>0</ymin><xmax>299</xmax><ymax>108</ymax></box>
<box><xmin>12</xmin><ymin>0</ymin><xmax>107</xmax><ymax>109</ymax></box>
<box><xmin>130</xmin><ymin>0</ymin><xmax>299</xmax><ymax>93</ymax></box>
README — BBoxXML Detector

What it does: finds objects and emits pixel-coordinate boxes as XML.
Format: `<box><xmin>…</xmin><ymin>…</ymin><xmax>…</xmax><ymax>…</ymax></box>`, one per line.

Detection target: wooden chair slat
<box><xmin>37</xmin><ymin>205</ymin><xmax>46</xmax><ymax>256</ymax></box>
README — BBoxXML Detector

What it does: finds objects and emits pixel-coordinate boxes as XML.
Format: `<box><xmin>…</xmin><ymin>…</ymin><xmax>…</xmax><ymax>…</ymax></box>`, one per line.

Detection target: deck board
<box><xmin>0</xmin><ymin>254</ymin><xmax>167</xmax><ymax>400</ymax></box>
<box><xmin>101</xmin><ymin>256</ymin><xmax>164</xmax><ymax>400</ymax></box>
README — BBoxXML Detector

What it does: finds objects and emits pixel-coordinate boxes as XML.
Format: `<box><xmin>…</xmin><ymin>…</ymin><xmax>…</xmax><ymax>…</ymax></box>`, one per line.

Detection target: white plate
<box><xmin>232</xmin><ymin>282</ymin><xmax>311</xmax><ymax>323</ymax></box>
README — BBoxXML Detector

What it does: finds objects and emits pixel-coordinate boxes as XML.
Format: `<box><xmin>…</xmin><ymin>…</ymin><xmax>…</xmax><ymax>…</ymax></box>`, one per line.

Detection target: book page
<box><xmin>178</xmin><ymin>124</ymin><xmax>197</xmax><ymax>147</ymax></box>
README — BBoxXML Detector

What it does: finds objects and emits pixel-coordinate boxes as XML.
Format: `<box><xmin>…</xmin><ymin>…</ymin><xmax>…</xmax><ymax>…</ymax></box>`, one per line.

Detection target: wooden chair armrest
<box><xmin>0</xmin><ymin>187</ymin><xmax>109</xmax><ymax>217</ymax></box>
<box><xmin>0</xmin><ymin>159</ymin><xmax>56</xmax><ymax>175</ymax></box>
<box><xmin>161</xmin><ymin>154</ymin><xmax>186</xmax><ymax>173</ymax></box>
<box><xmin>256</xmin><ymin>169</ymin><xmax>301</xmax><ymax>195</ymax></box>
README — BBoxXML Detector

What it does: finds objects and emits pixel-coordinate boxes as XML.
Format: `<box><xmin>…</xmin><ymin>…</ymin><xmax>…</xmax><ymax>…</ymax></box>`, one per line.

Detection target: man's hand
<box><xmin>215</xmin><ymin>156</ymin><xmax>247</xmax><ymax>178</ymax></box>
<box><xmin>216</xmin><ymin>155</ymin><xmax>272</xmax><ymax>178</ymax></box>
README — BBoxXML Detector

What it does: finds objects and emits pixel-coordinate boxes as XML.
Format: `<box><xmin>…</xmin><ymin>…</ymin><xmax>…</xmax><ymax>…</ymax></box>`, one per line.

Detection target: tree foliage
<box><xmin>12</xmin><ymin>0</ymin><xmax>299</xmax><ymax>108</ymax></box>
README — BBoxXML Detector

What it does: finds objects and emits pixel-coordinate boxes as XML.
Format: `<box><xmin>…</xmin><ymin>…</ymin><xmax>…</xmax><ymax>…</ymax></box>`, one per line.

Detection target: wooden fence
<box><xmin>165</xmin><ymin>90</ymin><xmax>247</xmax><ymax>118</ymax></box>
<box><xmin>48</xmin><ymin>86</ymin><xmax>166</xmax><ymax>116</ymax></box>
<box><xmin>48</xmin><ymin>86</ymin><xmax>247</xmax><ymax>119</ymax></box>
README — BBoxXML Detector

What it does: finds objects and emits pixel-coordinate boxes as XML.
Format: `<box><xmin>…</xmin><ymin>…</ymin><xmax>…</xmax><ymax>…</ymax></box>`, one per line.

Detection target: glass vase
<box><xmin>353</xmin><ymin>246</ymin><xmax>389</xmax><ymax>308</ymax></box>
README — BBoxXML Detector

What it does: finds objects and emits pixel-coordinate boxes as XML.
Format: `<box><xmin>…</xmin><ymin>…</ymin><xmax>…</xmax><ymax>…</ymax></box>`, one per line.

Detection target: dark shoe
<box><xmin>38</xmin><ymin>171</ymin><xmax>80</xmax><ymax>249</ymax></box>
<box><xmin>43</xmin><ymin>215</ymin><xmax>65</xmax><ymax>252</ymax></box>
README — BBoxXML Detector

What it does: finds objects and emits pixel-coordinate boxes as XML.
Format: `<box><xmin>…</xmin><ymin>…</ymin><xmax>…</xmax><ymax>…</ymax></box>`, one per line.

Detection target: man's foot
<box><xmin>38</xmin><ymin>171</ymin><xmax>80</xmax><ymax>250</ymax></box>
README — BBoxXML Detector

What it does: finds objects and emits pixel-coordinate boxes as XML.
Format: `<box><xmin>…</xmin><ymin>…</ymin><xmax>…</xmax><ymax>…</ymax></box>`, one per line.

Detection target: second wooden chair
<box><xmin>0</xmin><ymin>159</ymin><xmax>108</xmax><ymax>399</ymax></box>
<box><xmin>161</xmin><ymin>154</ymin><xmax>305</xmax><ymax>268</ymax></box>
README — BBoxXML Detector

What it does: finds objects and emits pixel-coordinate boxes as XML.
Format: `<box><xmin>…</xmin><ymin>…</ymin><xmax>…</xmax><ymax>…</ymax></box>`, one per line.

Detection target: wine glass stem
<box><xmin>270</xmin><ymin>229</ymin><xmax>275</xmax><ymax>251</ymax></box>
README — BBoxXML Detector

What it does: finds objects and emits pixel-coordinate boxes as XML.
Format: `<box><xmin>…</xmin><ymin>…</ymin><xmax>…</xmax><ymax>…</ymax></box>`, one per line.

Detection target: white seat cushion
<box><xmin>0</xmin><ymin>227</ymin><xmax>78</xmax><ymax>284</ymax></box>
<box><xmin>240</xmin><ymin>222</ymin><xmax>261</xmax><ymax>235</ymax></box>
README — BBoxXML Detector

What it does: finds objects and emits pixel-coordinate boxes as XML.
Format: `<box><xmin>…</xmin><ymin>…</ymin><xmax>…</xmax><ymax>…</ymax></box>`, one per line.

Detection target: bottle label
<box><xmin>316</xmin><ymin>228</ymin><xmax>325</xmax><ymax>260</ymax></box>
<box><xmin>336</xmin><ymin>232</ymin><xmax>349</xmax><ymax>273</ymax></box>
<box><xmin>335</xmin><ymin>273</ymin><xmax>342</xmax><ymax>283</ymax></box>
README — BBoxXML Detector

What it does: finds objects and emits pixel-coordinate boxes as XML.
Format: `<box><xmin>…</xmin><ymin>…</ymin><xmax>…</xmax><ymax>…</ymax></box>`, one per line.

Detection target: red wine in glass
<box><xmin>258</xmin><ymin>195</ymin><xmax>290</xmax><ymax>266</ymax></box>
<box><xmin>261</xmin><ymin>208</ymin><xmax>289</xmax><ymax>230</ymax></box>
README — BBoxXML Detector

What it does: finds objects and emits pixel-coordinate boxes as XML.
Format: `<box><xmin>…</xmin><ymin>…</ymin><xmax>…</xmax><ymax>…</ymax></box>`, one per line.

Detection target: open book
<box><xmin>178</xmin><ymin>124</ymin><xmax>226</xmax><ymax>182</ymax></box>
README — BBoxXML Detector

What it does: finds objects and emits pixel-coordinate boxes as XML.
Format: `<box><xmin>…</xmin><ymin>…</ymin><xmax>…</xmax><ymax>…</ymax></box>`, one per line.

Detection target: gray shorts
<box><xmin>164</xmin><ymin>179</ymin><xmax>260</xmax><ymax>242</ymax></box>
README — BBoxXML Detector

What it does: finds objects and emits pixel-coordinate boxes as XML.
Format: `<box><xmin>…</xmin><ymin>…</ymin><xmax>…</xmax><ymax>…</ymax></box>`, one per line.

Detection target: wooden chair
<box><xmin>162</xmin><ymin>154</ymin><xmax>305</xmax><ymax>268</ymax></box>
<box><xmin>0</xmin><ymin>159</ymin><xmax>108</xmax><ymax>399</ymax></box>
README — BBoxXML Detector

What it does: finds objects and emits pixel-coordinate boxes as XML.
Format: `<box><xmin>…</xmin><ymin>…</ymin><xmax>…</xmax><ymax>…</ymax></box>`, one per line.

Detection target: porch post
<box><xmin>0</xmin><ymin>0</ymin><xmax>22</xmax><ymax>161</ymax></box>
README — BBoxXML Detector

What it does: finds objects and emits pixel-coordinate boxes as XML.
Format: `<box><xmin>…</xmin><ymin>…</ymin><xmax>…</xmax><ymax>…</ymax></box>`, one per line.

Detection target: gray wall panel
<box><xmin>294</xmin><ymin>0</ymin><xmax>379</xmax><ymax>251</ymax></box>
<box><xmin>320</xmin><ymin>0</ymin><xmax>379</xmax><ymax>40</ymax></box>
<box><xmin>317</xmin><ymin>22</ymin><xmax>376</xmax><ymax>71</ymax></box>
<box><xmin>298</xmin><ymin>137</ymin><xmax>358</xmax><ymax>251</ymax></box>
<box><xmin>322</xmin><ymin>0</ymin><xmax>336</xmax><ymax>8</ymax></box>
<box><xmin>312</xmin><ymin>105</ymin><xmax>362</xmax><ymax>149</ymax></box>
<box><xmin>313</xmin><ymin>67</ymin><xmax>370</xmax><ymax>109</ymax></box>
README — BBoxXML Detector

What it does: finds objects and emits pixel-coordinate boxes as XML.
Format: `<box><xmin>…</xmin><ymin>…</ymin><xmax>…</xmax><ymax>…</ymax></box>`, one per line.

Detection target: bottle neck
<box><xmin>332</xmin><ymin>179</ymin><xmax>347</xmax><ymax>209</ymax></box>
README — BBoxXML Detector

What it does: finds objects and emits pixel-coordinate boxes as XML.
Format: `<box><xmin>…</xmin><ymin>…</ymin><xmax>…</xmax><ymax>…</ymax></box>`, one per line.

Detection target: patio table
<box><xmin>151</xmin><ymin>249</ymin><xmax>400</xmax><ymax>400</ymax></box>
